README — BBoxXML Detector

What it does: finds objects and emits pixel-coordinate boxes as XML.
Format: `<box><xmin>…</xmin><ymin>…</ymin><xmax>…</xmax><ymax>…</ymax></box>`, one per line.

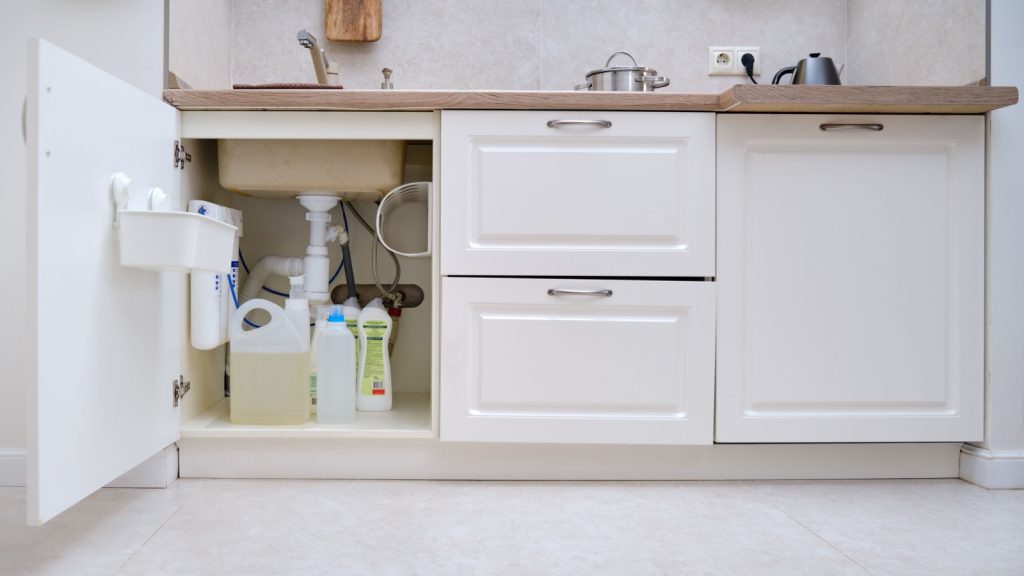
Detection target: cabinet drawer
<box><xmin>440</xmin><ymin>111</ymin><xmax>715</xmax><ymax>277</ymax></box>
<box><xmin>440</xmin><ymin>277</ymin><xmax>716</xmax><ymax>445</ymax></box>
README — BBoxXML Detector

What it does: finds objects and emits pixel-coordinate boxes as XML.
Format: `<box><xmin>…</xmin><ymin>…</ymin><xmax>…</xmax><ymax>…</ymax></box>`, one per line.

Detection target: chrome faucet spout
<box><xmin>297</xmin><ymin>29</ymin><xmax>330</xmax><ymax>85</ymax></box>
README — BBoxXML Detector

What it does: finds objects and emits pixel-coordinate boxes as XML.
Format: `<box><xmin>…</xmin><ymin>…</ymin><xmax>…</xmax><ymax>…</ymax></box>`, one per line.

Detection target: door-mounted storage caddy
<box><xmin>440</xmin><ymin>111</ymin><xmax>717</xmax><ymax>444</ymax></box>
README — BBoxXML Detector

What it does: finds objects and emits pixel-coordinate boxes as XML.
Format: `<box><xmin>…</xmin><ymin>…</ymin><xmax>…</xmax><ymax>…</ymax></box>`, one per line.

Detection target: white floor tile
<box><xmin>117</xmin><ymin>480</ymin><xmax>862</xmax><ymax>576</ymax></box>
<box><xmin>2</xmin><ymin>479</ymin><xmax>1021</xmax><ymax>576</ymax></box>
<box><xmin>0</xmin><ymin>481</ymin><xmax>203</xmax><ymax>576</ymax></box>
<box><xmin>748</xmin><ymin>480</ymin><xmax>1024</xmax><ymax>576</ymax></box>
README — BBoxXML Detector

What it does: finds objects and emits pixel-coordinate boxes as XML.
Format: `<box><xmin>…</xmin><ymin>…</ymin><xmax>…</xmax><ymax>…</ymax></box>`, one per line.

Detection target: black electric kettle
<box><xmin>772</xmin><ymin>53</ymin><xmax>841</xmax><ymax>85</ymax></box>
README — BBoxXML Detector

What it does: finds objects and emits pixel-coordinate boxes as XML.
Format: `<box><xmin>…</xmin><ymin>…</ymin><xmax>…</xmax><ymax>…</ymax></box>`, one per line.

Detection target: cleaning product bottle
<box><xmin>229</xmin><ymin>299</ymin><xmax>310</xmax><ymax>424</ymax></box>
<box><xmin>357</xmin><ymin>298</ymin><xmax>393</xmax><ymax>411</ymax></box>
<box><xmin>285</xmin><ymin>275</ymin><xmax>311</xmax><ymax>349</ymax></box>
<box><xmin>342</xmin><ymin>296</ymin><xmax>362</xmax><ymax>368</ymax></box>
<box><xmin>316</xmin><ymin>306</ymin><xmax>357</xmax><ymax>424</ymax></box>
<box><xmin>308</xmin><ymin>305</ymin><xmax>332</xmax><ymax>413</ymax></box>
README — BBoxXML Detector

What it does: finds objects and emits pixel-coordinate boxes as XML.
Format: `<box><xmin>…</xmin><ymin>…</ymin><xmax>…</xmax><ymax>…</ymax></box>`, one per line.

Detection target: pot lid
<box><xmin>585</xmin><ymin>51</ymin><xmax>656</xmax><ymax>78</ymax></box>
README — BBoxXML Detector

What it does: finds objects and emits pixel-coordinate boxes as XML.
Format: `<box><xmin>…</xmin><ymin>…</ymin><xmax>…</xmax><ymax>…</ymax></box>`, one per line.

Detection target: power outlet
<box><xmin>708</xmin><ymin>46</ymin><xmax>761</xmax><ymax>77</ymax></box>
<box><xmin>736</xmin><ymin>47</ymin><xmax>761</xmax><ymax>76</ymax></box>
<box><xmin>708</xmin><ymin>48</ymin><xmax>735</xmax><ymax>76</ymax></box>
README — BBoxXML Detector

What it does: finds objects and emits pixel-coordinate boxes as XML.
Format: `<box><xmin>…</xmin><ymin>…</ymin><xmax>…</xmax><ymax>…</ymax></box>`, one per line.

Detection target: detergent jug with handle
<box><xmin>229</xmin><ymin>298</ymin><xmax>310</xmax><ymax>424</ymax></box>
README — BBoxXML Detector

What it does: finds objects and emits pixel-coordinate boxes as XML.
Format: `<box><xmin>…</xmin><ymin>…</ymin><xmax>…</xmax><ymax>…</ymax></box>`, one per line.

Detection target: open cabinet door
<box><xmin>26</xmin><ymin>39</ymin><xmax>182</xmax><ymax>525</ymax></box>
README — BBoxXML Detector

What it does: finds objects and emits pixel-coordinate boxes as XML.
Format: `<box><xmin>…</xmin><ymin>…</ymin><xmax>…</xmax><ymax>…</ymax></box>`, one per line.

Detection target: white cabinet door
<box><xmin>26</xmin><ymin>40</ymin><xmax>182</xmax><ymax>524</ymax></box>
<box><xmin>440</xmin><ymin>111</ymin><xmax>715</xmax><ymax>277</ymax></box>
<box><xmin>441</xmin><ymin>278</ymin><xmax>715</xmax><ymax>444</ymax></box>
<box><xmin>716</xmin><ymin>114</ymin><xmax>984</xmax><ymax>443</ymax></box>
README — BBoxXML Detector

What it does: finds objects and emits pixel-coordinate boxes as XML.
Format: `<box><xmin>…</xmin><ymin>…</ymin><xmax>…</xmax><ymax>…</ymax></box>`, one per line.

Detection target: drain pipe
<box><xmin>298</xmin><ymin>194</ymin><xmax>341</xmax><ymax>304</ymax></box>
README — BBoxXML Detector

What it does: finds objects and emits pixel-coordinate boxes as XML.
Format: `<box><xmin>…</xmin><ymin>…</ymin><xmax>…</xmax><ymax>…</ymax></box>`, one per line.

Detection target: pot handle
<box><xmin>574</xmin><ymin>82</ymin><xmax>591</xmax><ymax>91</ymax></box>
<box><xmin>605</xmin><ymin>51</ymin><xmax>640</xmax><ymax>67</ymax></box>
<box><xmin>641</xmin><ymin>75</ymin><xmax>670</xmax><ymax>89</ymax></box>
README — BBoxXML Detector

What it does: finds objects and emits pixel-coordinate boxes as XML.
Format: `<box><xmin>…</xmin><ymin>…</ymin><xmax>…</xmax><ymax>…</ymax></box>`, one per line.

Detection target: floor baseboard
<box><xmin>960</xmin><ymin>445</ymin><xmax>1024</xmax><ymax>489</ymax></box>
<box><xmin>0</xmin><ymin>445</ymin><xmax>178</xmax><ymax>489</ymax></box>
<box><xmin>0</xmin><ymin>450</ymin><xmax>27</xmax><ymax>487</ymax></box>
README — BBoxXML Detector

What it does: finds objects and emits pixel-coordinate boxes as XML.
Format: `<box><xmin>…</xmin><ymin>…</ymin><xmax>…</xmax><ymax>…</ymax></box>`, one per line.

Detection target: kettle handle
<box><xmin>772</xmin><ymin>66</ymin><xmax>797</xmax><ymax>85</ymax></box>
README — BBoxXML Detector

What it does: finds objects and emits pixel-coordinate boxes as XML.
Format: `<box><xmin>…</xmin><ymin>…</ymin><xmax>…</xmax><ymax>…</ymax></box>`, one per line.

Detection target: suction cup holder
<box><xmin>110</xmin><ymin>171</ymin><xmax>237</xmax><ymax>273</ymax></box>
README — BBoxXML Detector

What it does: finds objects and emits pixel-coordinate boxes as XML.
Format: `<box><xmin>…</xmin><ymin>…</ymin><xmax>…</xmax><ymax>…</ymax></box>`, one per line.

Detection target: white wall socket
<box><xmin>708</xmin><ymin>47</ymin><xmax>760</xmax><ymax>76</ymax></box>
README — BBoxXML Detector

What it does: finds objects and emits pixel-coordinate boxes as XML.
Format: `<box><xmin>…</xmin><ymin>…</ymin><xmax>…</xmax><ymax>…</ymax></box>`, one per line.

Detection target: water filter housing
<box><xmin>188</xmin><ymin>201</ymin><xmax>243</xmax><ymax>350</ymax></box>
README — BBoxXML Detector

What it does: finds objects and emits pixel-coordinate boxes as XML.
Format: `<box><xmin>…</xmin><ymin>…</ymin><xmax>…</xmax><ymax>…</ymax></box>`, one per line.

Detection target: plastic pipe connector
<box><xmin>304</xmin><ymin>248</ymin><xmax>330</xmax><ymax>304</ymax></box>
<box><xmin>239</xmin><ymin>255</ymin><xmax>304</xmax><ymax>303</ymax></box>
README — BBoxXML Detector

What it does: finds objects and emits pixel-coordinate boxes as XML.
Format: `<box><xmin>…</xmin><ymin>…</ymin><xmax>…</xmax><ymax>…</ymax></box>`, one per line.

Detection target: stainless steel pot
<box><xmin>576</xmin><ymin>51</ymin><xmax>670</xmax><ymax>92</ymax></box>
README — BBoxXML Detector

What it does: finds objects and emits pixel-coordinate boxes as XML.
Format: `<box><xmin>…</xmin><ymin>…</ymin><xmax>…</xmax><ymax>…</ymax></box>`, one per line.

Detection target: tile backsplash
<box><xmin>847</xmin><ymin>0</ymin><xmax>985</xmax><ymax>86</ymax></box>
<box><xmin>232</xmin><ymin>0</ymin><xmax>848</xmax><ymax>91</ymax></box>
<box><xmin>221</xmin><ymin>0</ymin><xmax>985</xmax><ymax>91</ymax></box>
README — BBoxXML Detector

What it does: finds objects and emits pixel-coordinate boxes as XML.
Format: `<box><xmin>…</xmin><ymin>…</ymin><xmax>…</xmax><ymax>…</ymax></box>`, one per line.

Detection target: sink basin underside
<box><xmin>217</xmin><ymin>139</ymin><xmax>406</xmax><ymax>199</ymax></box>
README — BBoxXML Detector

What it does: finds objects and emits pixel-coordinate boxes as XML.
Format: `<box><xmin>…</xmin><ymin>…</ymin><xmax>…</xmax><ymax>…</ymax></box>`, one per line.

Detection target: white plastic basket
<box><xmin>118</xmin><ymin>210</ymin><xmax>236</xmax><ymax>273</ymax></box>
<box><xmin>375</xmin><ymin>182</ymin><xmax>431</xmax><ymax>258</ymax></box>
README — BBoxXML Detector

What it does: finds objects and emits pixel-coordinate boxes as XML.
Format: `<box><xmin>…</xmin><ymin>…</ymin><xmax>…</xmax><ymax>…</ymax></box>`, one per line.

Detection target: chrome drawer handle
<box><xmin>546</xmin><ymin>119</ymin><xmax>613</xmax><ymax>129</ymax></box>
<box><xmin>547</xmin><ymin>288</ymin><xmax>614</xmax><ymax>297</ymax></box>
<box><xmin>819</xmin><ymin>123</ymin><xmax>884</xmax><ymax>132</ymax></box>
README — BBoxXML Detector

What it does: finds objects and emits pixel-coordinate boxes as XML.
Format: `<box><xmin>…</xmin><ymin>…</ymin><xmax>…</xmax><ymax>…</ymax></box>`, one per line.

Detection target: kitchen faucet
<box><xmin>296</xmin><ymin>29</ymin><xmax>340</xmax><ymax>86</ymax></box>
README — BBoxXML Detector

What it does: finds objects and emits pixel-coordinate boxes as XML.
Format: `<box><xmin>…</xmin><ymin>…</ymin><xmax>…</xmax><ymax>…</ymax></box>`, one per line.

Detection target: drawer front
<box><xmin>440</xmin><ymin>111</ymin><xmax>715</xmax><ymax>277</ymax></box>
<box><xmin>440</xmin><ymin>277</ymin><xmax>716</xmax><ymax>444</ymax></box>
<box><xmin>715</xmin><ymin>114</ymin><xmax>984</xmax><ymax>443</ymax></box>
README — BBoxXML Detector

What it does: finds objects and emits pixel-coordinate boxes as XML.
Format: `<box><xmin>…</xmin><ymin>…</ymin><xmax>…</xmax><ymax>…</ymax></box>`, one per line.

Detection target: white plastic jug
<box><xmin>229</xmin><ymin>299</ymin><xmax>310</xmax><ymax>425</ymax></box>
<box><xmin>316</xmin><ymin>306</ymin><xmax>357</xmax><ymax>424</ymax></box>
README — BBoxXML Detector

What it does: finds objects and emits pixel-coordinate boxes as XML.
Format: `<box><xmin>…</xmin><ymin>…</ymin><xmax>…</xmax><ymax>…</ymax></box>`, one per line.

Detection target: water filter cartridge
<box><xmin>188</xmin><ymin>201</ymin><xmax>242</xmax><ymax>350</ymax></box>
<box><xmin>190</xmin><ymin>268</ymin><xmax>222</xmax><ymax>350</ymax></box>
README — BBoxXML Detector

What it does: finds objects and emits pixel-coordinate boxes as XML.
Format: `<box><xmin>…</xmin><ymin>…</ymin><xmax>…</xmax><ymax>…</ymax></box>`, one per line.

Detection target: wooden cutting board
<box><xmin>325</xmin><ymin>0</ymin><xmax>382</xmax><ymax>42</ymax></box>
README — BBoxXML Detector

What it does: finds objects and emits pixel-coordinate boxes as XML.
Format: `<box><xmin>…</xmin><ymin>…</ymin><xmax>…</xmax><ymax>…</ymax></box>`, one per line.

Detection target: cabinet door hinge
<box><xmin>173</xmin><ymin>375</ymin><xmax>191</xmax><ymax>407</ymax></box>
<box><xmin>173</xmin><ymin>140</ymin><xmax>191</xmax><ymax>170</ymax></box>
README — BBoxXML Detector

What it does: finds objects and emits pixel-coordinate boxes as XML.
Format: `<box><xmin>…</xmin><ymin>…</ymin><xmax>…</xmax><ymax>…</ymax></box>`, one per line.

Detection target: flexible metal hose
<box><xmin>343</xmin><ymin>200</ymin><xmax>402</xmax><ymax>300</ymax></box>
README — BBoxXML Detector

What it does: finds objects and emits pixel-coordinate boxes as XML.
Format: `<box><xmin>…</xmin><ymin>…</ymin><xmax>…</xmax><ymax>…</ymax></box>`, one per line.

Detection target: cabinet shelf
<box><xmin>180</xmin><ymin>393</ymin><xmax>433</xmax><ymax>439</ymax></box>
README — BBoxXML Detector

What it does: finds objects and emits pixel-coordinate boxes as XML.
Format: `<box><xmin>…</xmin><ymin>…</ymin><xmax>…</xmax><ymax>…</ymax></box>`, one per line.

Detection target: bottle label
<box><xmin>310</xmin><ymin>373</ymin><xmax>317</xmax><ymax>404</ymax></box>
<box><xmin>360</xmin><ymin>320</ymin><xmax>388</xmax><ymax>397</ymax></box>
<box><xmin>347</xmin><ymin>318</ymin><xmax>360</xmax><ymax>368</ymax></box>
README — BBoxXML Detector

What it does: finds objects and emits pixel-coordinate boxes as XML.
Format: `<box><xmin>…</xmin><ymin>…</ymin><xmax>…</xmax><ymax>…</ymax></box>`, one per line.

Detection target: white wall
<box><xmin>232</xmin><ymin>0</ymin><xmax>848</xmax><ymax>91</ymax></box>
<box><xmin>970</xmin><ymin>0</ymin><xmax>1024</xmax><ymax>476</ymax></box>
<box><xmin>169</xmin><ymin>0</ymin><xmax>233</xmax><ymax>88</ymax></box>
<box><xmin>232</xmin><ymin>0</ymin><xmax>988</xmax><ymax>90</ymax></box>
<box><xmin>0</xmin><ymin>0</ymin><xmax>166</xmax><ymax>478</ymax></box>
<box><xmin>846</xmin><ymin>0</ymin><xmax>986</xmax><ymax>86</ymax></box>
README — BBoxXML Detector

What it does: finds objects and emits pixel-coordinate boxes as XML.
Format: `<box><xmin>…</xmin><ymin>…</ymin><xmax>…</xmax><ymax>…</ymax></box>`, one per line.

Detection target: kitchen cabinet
<box><xmin>440</xmin><ymin>277</ymin><xmax>715</xmax><ymax>445</ymax></box>
<box><xmin>26</xmin><ymin>39</ymin><xmax>185</xmax><ymax>526</ymax></box>
<box><xmin>715</xmin><ymin>114</ymin><xmax>984</xmax><ymax>443</ymax></box>
<box><xmin>25</xmin><ymin>40</ymin><xmax>438</xmax><ymax>525</ymax></box>
<box><xmin>439</xmin><ymin>111</ymin><xmax>717</xmax><ymax>445</ymax></box>
<box><xmin>24</xmin><ymin>37</ymin><xmax>1002</xmax><ymax>527</ymax></box>
<box><xmin>440</xmin><ymin>111</ymin><xmax>715</xmax><ymax>277</ymax></box>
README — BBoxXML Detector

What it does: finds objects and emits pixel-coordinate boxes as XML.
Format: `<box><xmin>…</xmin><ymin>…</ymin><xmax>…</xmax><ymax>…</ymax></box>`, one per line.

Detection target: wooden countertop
<box><xmin>164</xmin><ymin>85</ymin><xmax>1017</xmax><ymax>114</ymax></box>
